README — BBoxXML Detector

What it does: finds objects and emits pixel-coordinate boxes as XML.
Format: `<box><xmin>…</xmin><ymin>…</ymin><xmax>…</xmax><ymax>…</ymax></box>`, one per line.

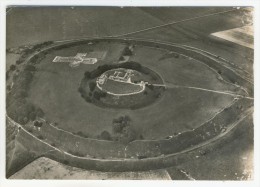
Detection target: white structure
<box><xmin>108</xmin><ymin>69</ymin><xmax>134</xmax><ymax>83</ymax></box>
<box><xmin>53</xmin><ymin>53</ymin><xmax>97</xmax><ymax>67</ymax></box>
<box><xmin>96</xmin><ymin>68</ymin><xmax>147</xmax><ymax>96</ymax></box>
<box><xmin>97</xmin><ymin>74</ymin><xmax>107</xmax><ymax>85</ymax></box>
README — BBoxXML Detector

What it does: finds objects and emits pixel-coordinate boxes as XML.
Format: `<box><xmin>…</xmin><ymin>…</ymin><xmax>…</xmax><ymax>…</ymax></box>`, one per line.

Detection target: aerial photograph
<box><xmin>6</xmin><ymin>6</ymin><xmax>254</xmax><ymax>180</ymax></box>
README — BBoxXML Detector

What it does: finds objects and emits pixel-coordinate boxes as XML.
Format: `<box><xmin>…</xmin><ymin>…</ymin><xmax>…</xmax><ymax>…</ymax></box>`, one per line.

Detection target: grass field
<box><xmin>25</xmin><ymin>40</ymin><xmax>241</xmax><ymax>140</ymax></box>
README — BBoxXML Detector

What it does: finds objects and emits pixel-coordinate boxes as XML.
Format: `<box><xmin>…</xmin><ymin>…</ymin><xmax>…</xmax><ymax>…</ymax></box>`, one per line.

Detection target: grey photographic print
<box><xmin>6</xmin><ymin>6</ymin><xmax>254</xmax><ymax>180</ymax></box>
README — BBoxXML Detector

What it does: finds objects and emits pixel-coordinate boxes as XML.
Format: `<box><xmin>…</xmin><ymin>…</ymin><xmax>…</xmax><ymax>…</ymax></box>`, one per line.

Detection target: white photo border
<box><xmin>0</xmin><ymin>0</ymin><xmax>259</xmax><ymax>187</ymax></box>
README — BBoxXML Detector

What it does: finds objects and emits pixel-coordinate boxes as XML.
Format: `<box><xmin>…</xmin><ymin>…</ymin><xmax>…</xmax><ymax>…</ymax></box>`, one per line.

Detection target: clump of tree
<box><xmin>24</xmin><ymin>64</ymin><xmax>36</xmax><ymax>71</ymax></box>
<box><xmin>34</xmin><ymin>121</ymin><xmax>43</xmax><ymax>128</ymax></box>
<box><xmin>13</xmin><ymin>41</ymin><xmax>53</xmax><ymax>65</ymax></box>
<box><xmin>112</xmin><ymin>115</ymin><xmax>131</xmax><ymax>134</ymax></box>
<box><xmin>32</xmin><ymin>41</ymin><xmax>53</xmax><ymax>50</ymax></box>
<box><xmin>93</xmin><ymin>91</ymin><xmax>107</xmax><ymax>100</ymax></box>
<box><xmin>112</xmin><ymin>115</ymin><xmax>137</xmax><ymax>143</ymax></box>
<box><xmin>6</xmin><ymin>63</ymin><xmax>44</xmax><ymax>125</ymax></box>
<box><xmin>30</xmin><ymin>53</ymin><xmax>46</xmax><ymax>64</ymax></box>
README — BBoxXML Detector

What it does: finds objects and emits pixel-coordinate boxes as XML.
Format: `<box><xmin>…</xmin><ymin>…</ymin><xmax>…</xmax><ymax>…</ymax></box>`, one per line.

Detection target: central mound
<box><xmin>78</xmin><ymin>61</ymin><xmax>165</xmax><ymax>109</ymax></box>
<box><xmin>96</xmin><ymin>68</ymin><xmax>145</xmax><ymax>96</ymax></box>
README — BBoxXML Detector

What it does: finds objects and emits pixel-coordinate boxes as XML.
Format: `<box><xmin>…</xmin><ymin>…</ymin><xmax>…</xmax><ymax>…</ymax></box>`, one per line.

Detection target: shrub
<box><xmin>37</xmin><ymin>135</ymin><xmax>44</xmax><ymax>140</ymax></box>
<box><xmin>122</xmin><ymin>47</ymin><xmax>133</xmax><ymax>56</ymax></box>
<box><xmin>51</xmin><ymin>143</ymin><xmax>56</xmax><ymax>147</ymax></box>
<box><xmin>16</xmin><ymin>59</ymin><xmax>23</xmax><ymax>65</ymax></box>
<box><xmin>76</xmin><ymin>131</ymin><xmax>88</xmax><ymax>138</ymax></box>
<box><xmin>137</xmin><ymin>155</ymin><xmax>147</xmax><ymax>159</ymax></box>
<box><xmin>119</xmin><ymin>56</ymin><xmax>125</xmax><ymax>61</ymax></box>
<box><xmin>147</xmin><ymin>84</ymin><xmax>154</xmax><ymax>90</ymax></box>
<box><xmin>174</xmin><ymin>53</ymin><xmax>180</xmax><ymax>58</ymax></box>
<box><xmin>100</xmin><ymin>131</ymin><xmax>111</xmax><ymax>140</ymax></box>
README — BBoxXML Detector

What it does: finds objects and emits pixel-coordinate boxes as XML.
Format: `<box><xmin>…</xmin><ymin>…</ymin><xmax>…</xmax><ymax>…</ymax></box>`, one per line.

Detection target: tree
<box><xmin>119</xmin><ymin>56</ymin><xmax>125</xmax><ymax>61</ymax></box>
<box><xmin>84</xmin><ymin>71</ymin><xmax>91</xmax><ymax>79</ymax></box>
<box><xmin>118</xmin><ymin>126</ymin><xmax>137</xmax><ymax>144</ymax></box>
<box><xmin>112</xmin><ymin>115</ymin><xmax>131</xmax><ymax>134</ymax></box>
<box><xmin>113</xmin><ymin>123</ymin><xmax>124</xmax><ymax>133</ymax></box>
<box><xmin>93</xmin><ymin>91</ymin><xmax>100</xmax><ymax>100</ymax></box>
<box><xmin>34</xmin><ymin>121</ymin><xmax>43</xmax><ymax>127</ymax></box>
<box><xmin>123</xmin><ymin>126</ymin><xmax>137</xmax><ymax>142</ymax></box>
<box><xmin>24</xmin><ymin>64</ymin><xmax>36</xmax><ymax>71</ymax></box>
<box><xmin>100</xmin><ymin>131</ymin><xmax>111</xmax><ymax>140</ymax></box>
<box><xmin>93</xmin><ymin>91</ymin><xmax>106</xmax><ymax>100</ymax></box>
<box><xmin>122</xmin><ymin>47</ymin><xmax>133</xmax><ymax>56</ymax></box>
<box><xmin>10</xmin><ymin>64</ymin><xmax>16</xmax><ymax>71</ymax></box>
<box><xmin>89</xmin><ymin>81</ymin><xmax>96</xmax><ymax>92</ymax></box>
<box><xmin>16</xmin><ymin>59</ymin><xmax>23</xmax><ymax>65</ymax></box>
<box><xmin>37</xmin><ymin>135</ymin><xmax>44</xmax><ymax>140</ymax></box>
